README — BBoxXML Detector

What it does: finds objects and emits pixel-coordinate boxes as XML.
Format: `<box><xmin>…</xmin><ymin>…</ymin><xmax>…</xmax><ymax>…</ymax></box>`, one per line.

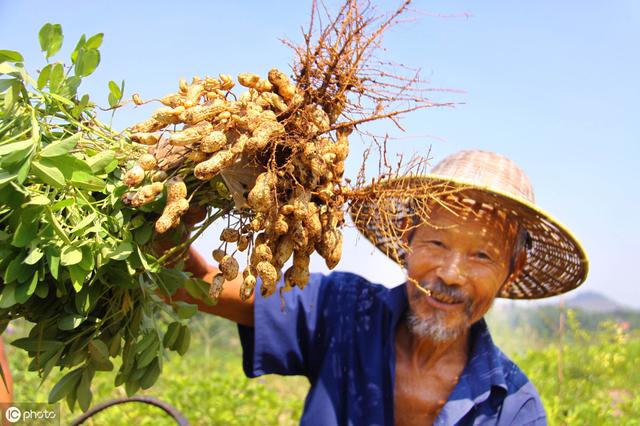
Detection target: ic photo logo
<box><xmin>5</xmin><ymin>406</ymin><xmax>21</xmax><ymax>423</ymax></box>
<box><xmin>1</xmin><ymin>404</ymin><xmax>59</xmax><ymax>424</ymax></box>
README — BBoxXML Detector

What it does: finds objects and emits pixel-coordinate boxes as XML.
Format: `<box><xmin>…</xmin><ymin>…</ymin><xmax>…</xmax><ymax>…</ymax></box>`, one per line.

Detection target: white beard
<box><xmin>405</xmin><ymin>310</ymin><xmax>466</xmax><ymax>343</ymax></box>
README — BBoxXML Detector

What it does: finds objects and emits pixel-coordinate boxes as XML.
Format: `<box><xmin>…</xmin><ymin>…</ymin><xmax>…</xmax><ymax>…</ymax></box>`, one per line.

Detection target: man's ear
<box><xmin>499</xmin><ymin>247</ymin><xmax>527</xmax><ymax>294</ymax></box>
<box><xmin>400</xmin><ymin>216</ymin><xmax>413</xmax><ymax>245</ymax></box>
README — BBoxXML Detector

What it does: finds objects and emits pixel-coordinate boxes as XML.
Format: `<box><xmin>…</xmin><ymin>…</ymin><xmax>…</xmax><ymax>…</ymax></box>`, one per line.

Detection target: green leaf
<box><xmin>77</xmin><ymin>246</ymin><xmax>95</xmax><ymax>271</ymax></box>
<box><xmin>135</xmin><ymin>333</ymin><xmax>156</xmax><ymax>355</ymax></box>
<box><xmin>0</xmin><ymin>142</ymin><xmax>34</xmax><ymax>168</ymax></box>
<box><xmin>134</xmin><ymin>223</ymin><xmax>153</xmax><ymax>245</ymax></box>
<box><xmin>108</xmin><ymin>332</ymin><xmax>122</xmax><ymax>357</ymax></box>
<box><xmin>108</xmin><ymin>80</ymin><xmax>122</xmax><ymax>108</ymax></box>
<box><xmin>16</xmin><ymin>156</ymin><xmax>32</xmax><ymax>184</ymax></box>
<box><xmin>108</xmin><ymin>242</ymin><xmax>133</xmax><ymax>261</ymax></box>
<box><xmin>0</xmin><ymin>63</ymin><xmax>18</xmax><ymax>75</ymax></box>
<box><xmin>74</xmin><ymin>48</ymin><xmax>100</xmax><ymax>77</ymax></box>
<box><xmin>139</xmin><ymin>359</ymin><xmax>160</xmax><ymax>390</ymax></box>
<box><xmin>85</xmin><ymin>33</ymin><xmax>104</xmax><ymax>49</ymax></box>
<box><xmin>37</xmin><ymin>64</ymin><xmax>51</xmax><ymax>89</ymax></box>
<box><xmin>34</xmin><ymin>280</ymin><xmax>48</xmax><ymax>298</ymax></box>
<box><xmin>175</xmin><ymin>326</ymin><xmax>191</xmax><ymax>355</ymax></box>
<box><xmin>39</xmin><ymin>23</ymin><xmax>64</xmax><ymax>59</ymax></box>
<box><xmin>0</xmin><ymin>72</ymin><xmax>17</xmax><ymax>88</ymax></box>
<box><xmin>0</xmin><ymin>284</ymin><xmax>16</xmax><ymax>309</ymax></box>
<box><xmin>136</xmin><ymin>345</ymin><xmax>157</xmax><ymax>369</ymax></box>
<box><xmin>79</xmin><ymin>93</ymin><xmax>90</xmax><ymax>108</ymax></box>
<box><xmin>0</xmin><ymin>139</ymin><xmax>34</xmax><ymax>156</ymax></box>
<box><xmin>157</xmin><ymin>268</ymin><xmax>188</xmax><ymax>294</ymax></box>
<box><xmin>0</xmin><ymin>50</ymin><xmax>24</xmax><ymax>63</ymax></box>
<box><xmin>49</xmin><ymin>63</ymin><xmax>64</xmax><ymax>91</ymax></box>
<box><xmin>32</xmin><ymin>159</ymin><xmax>65</xmax><ymax>188</ymax></box>
<box><xmin>48</xmin><ymin>153</ymin><xmax>92</xmax><ymax>177</ymax></box>
<box><xmin>3</xmin><ymin>256</ymin><xmax>30</xmax><ymax>283</ymax></box>
<box><xmin>40</xmin><ymin>347</ymin><xmax>63</xmax><ymax>385</ymax></box>
<box><xmin>124</xmin><ymin>378</ymin><xmax>139</xmax><ymax>397</ymax></box>
<box><xmin>16</xmin><ymin>272</ymin><xmax>39</xmax><ymax>300</ymax></box>
<box><xmin>68</xmin><ymin>264</ymin><xmax>87</xmax><ymax>292</ymax></box>
<box><xmin>0</xmin><ymin>170</ymin><xmax>16</xmax><ymax>186</ymax></box>
<box><xmin>89</xmin><ymin>340</ymin><xmax>110</xmax><ymax>362</ymax></box>
<box><xmin>0</xmin><ymin>78</ymin><xmax>15</xmax><ymax>92</ymax></box>
<box><xmin>104</xmin><ymin>262</ymin><xmax>136</xmax><ymax>288</ymax></box>
<box><xmin>60</xmin><ymin>246</ymin><xmax>82</xmax><ymax>266</ymax></box>
<box><xmin>71</xmin><ymin>213</ymin><xmax>96</xmax><ymax>234</ymax></box>
<box><xmin>75</xmin><ymin>283</ymin><xmax>100</xmax><ymax>314</ymax></box>
<box><xmin>90</xmin><ymin>353</ymin><xmax>113</xmax><ymax>372</ymax></box>
<box><xmin>70</xmin><ymin>170</ymin><xmax>105</xmax><ymax>191</ymax></box>
<box><xmin>61</xmin><ymin>75</ymin><xmax>81</xmax><ymax>98</ymax></box>
<box><xmin>39</xmin><ymin>133</ymin><xmax>81</xmax><ymax>157</ymax></box>
<box><xmin>11</xmin><ymin>337</ymin><xmax>63</xmax><ymax>352</ymax></box>
<box><xmin>66</xmin><ymin>384</ymin><xmax>77</xmax><ymax>411</ymax></box>
<box><xmin>51</xmin><ymin>198</ymin><xmax>73</xmax><ymax>211</ymax></box>
<box><xmin>11</xmin><ymin>218</ymin><xmax>38</xmax><ymax>248</ymax></box>
<box><xmin>2</xmin><ymin>79</ymin><xmax>19</xmax><ymax>111</ymax></box>
<box><xmin>31</xmin><ymin>107</ymin><xmax>40</xmax><ymax>143</ymax></box>
<box><xmin>58</xmin><ymin>314</ymin><xmax>85</xmax><ymax>330</ymax></box>
<box><xmin>86</xmin><ymin>150</ymin><xmax>115</xmax><ymax>173</ymax></box>
<box><xmin>24</xmin><ymin>194</ymin><xmax>50</xmax><ymax>206</ymax></box>
<box><xmin>108</xmin><ymin>93</ymin><xmax>118</xmax><ymax>109</ymax></box>
<box><xmin>162</xmin><ymin>322</ymin><xmax>181</xmax><ymax>349</ymax></box>
<box><xmin>70</xmin><ymin>34</ymin><xmax>86</xmax><ymax>64</ymax></box>
<box><xmin>183</xmin><ymin>278</ymin><xmax>214</xmax><ymax>306</ymax></box>
<box><xmin>24</xmin><ymin>247</ymin><xmax>44</xmax><ymax>265</ymax></box>
<box><xmin>48</xmin><ymin>368</ymin><xmax>82</xmax><ymax>404</ymax></box>
<box><xmin>46</xmin><ymin>250</ymin><xmax>60</xmax><ymax>279</ymax></box>
<box><xmin>47</xmin><ymin>92</ymin><xmax>74</xmax><ymax>107</ymax></box>
<box><xmin>174</xmin><ymin>301</ymin><xmax>198</xmax><ymax>319</ymax></box>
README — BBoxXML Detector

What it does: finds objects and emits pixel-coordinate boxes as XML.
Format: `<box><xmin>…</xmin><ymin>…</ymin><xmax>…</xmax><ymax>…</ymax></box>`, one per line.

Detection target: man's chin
<box><xmin>406</xmin><ymin>311</ymin><xmax>467</xmax><ymax>343</ymax></box>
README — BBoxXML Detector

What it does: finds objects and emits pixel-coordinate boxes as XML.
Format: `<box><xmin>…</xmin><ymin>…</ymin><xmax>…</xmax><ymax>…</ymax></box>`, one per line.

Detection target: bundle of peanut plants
<box><xmin>0</xmin><ymin>0</ymin><xmax>454</xmax><ymax>412</ymax></box>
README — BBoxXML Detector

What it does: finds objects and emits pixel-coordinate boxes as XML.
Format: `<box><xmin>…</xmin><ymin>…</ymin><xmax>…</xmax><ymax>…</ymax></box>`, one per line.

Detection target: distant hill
<box><xmin>564</xmin><ymin>291</ymin><xmax>633</xmax><ymax>313</ymax></box>
<box><xmin>487</xmin><ymin>291</ymin><xmax>640</xmax><ymax>341</ymax></box>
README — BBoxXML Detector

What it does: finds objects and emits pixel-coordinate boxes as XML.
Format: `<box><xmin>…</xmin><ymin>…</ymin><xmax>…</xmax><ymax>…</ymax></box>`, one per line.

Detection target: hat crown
<box><xmin>432</xmin><ymin>150</ymin><xmax>535</xmax><ymax>203</ymax></box>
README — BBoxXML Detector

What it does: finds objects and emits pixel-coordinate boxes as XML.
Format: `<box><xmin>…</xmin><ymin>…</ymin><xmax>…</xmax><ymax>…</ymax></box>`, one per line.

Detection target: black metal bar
<box><xmin>69</xmin><ymin>396</ymin><xmax>190</xmax><ymax>426</ymax></box>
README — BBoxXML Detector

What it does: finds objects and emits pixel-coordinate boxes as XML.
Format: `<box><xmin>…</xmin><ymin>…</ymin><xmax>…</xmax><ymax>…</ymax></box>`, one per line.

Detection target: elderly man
<box><xmin>173</xmin><ymin>150</ymin><xmax>589</xmax><ymax>425</ymax></box>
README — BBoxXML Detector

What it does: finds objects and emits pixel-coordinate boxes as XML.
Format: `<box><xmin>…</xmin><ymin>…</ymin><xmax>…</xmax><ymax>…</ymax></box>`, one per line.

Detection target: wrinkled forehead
<box><xmin>416</xmin><ymin>191</ymin><xmax>520</xmax><ymax>237</ymax></box>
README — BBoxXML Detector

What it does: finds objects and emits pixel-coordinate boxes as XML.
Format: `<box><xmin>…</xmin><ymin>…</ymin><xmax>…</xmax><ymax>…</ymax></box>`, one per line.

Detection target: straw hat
<box><xmin>350</xmin><ymin>150</ymin><xmax>589</xmax><ymax>299</ymax></box>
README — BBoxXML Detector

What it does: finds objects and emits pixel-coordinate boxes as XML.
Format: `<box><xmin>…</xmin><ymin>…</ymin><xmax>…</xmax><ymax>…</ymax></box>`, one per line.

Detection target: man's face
<box><xmin>403</xmin><ymin>203</ymin><xmax>516</xmax><ymax>342</ymax></box>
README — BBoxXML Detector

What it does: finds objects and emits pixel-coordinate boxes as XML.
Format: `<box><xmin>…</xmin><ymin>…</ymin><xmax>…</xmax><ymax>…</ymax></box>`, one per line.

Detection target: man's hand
<box><xmin>154</xmin><ymin>206</ymin><xmax>255</xmax><ymax>327</ymax></box>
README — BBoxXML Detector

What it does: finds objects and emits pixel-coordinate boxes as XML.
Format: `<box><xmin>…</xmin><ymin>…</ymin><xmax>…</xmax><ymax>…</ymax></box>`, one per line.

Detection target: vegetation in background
<box><xmin>5</xmin><ymin>305</ymin><xmax>639</xmax><ymax>425</ymax></box>
<box><xmin>488</xmin><ymin>307</ymin><xmax>640</xmax><ymax>425</ymax></box>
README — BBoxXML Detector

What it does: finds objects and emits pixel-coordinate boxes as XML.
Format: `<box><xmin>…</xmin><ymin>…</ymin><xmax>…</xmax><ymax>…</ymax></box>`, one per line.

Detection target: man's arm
<box><xmin>170</xmin><ymin>247</ymin><xmax>255</xmax><ymax>327</ymax></box>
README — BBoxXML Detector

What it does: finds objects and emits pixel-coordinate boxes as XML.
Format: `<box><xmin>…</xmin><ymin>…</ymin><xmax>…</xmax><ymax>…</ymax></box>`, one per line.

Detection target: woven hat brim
<box><xmin>349</xmin><ymin>174</ymin><xmax>590</xmax><ymax>299</ymax></box>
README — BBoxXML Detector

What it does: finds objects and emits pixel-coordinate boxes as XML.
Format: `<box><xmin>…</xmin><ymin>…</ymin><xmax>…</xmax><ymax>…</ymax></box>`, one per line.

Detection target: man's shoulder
<box><xmin>319</xmin><ymin>271</ymin><xmax>402</xmax><ymax>303</ymax></box>
<box><xmin>461</xmin><ymin>324</ymin><xmax>546</xmax><ymax>423</ymax></box>
<box><xmin>494</xmin><ymin>347</ymin><xmax>530</xmax><ymax>388</ymax></box>
<box><xmin>467</xmin><ymin>321</ymin><xmax>544</xmax><ymax>404</ymax></box>
<box><xmin>489</xmin><ymin>336</ymin><xmax>546</xmax><ymax>421</ymax></box>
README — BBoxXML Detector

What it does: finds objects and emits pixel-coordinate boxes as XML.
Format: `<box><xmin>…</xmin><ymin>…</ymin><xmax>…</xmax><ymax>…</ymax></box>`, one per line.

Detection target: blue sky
<box><xmin>2</xmin><ymin>1</ymin><xmax>638</xmax><ymax>308</ymax></box>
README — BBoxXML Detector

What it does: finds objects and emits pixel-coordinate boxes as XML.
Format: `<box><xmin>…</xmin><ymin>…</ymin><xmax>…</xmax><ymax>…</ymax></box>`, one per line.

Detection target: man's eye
<box><xmin>474</xmin><ymin>251</ymin><xmax>492</xmax><ymax>261</ymax></box>
<box><xmin>428</xmin><ymin>240</ymin><xmax>444</xmax><ymax>247</ymax></box>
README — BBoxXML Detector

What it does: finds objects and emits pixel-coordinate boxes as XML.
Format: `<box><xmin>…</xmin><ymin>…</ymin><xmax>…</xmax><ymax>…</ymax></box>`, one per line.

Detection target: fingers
<box><xmin>182</xmin><ymin>205</ymin><xmax>207</xmax><ymax>226</ymax></box>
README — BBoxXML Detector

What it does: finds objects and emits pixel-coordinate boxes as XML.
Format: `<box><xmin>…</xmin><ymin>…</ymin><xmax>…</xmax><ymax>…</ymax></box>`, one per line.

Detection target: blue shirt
<box><xmin>238</xmin><ymin>271</ymin><xmax>547</xmax><ymax>425</ymax></box>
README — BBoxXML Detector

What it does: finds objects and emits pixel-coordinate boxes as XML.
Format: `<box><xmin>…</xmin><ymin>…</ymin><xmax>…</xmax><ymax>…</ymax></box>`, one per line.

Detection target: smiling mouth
<box><xmin>409</xmin><ymin>278</ymin><xmax>466</xmax><ymax>306</ymax></box>
<box><xmin>429</xmin><ymin>291</ymin><xmax>463</xmax><ymax>305</ymax></box>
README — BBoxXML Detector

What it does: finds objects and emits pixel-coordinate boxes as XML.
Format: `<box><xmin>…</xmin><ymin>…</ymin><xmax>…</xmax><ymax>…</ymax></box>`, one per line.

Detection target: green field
<box><xmin>6</xmin><ymin>306</ymin><xmax>640</xmax><ymax>425</ymax></box>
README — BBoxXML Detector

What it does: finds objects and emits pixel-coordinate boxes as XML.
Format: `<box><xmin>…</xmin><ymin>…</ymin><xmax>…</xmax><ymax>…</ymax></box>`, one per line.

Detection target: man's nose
<box><xmin>436</xmin><ymin>251</ymin><xmax>466</xmax><ymax>286</ymax></box>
